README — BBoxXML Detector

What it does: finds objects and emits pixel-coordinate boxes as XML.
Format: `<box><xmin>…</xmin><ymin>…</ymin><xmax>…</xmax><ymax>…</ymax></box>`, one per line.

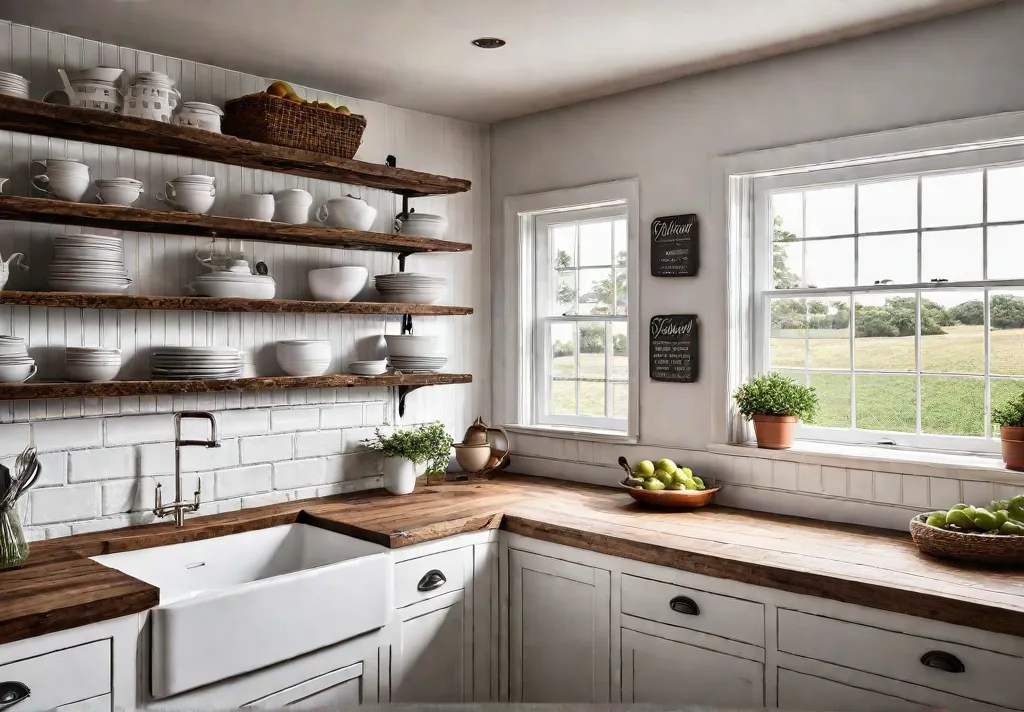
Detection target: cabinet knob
<box><xmin>0</xmin><ymin>681</ymin><xmax>30</xmax><ymax>711</ymax></box>
<box><xmin>417</xmin><ymin>569</ymin><xmax>447</xmax><ymax>592</ymax></box>
<box><xmin>920</xmin><ymin>650</ymin><xmax>965</xmax><ymax>673</ymax></box>
<box><xmin>669</xmin><ymin>595</ymin><xmax>700</xmax><ymax>616</ymax></box>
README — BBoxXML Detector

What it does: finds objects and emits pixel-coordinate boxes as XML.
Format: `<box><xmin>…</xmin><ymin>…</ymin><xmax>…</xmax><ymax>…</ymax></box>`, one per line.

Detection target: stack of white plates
<box><xmin>374</xmin><ymin>273</ymin><xmax>446</xmax><ymax>304</ymax></box>
<box><xmin>151</xmin><ymin>346</ymin><xmax>242</xmax><ymax>380</ymax></box>
<box><xmin>50</xmin><ymin>234</ymin><xmax>131</xmax><ymax>293</ymax></box>
<box><xmin>0</xmin><ymin>72</ymin><xmax>29</xmax><ymax>99</ymax></box>
<box><xmin>347</xmin><ymin>360</ymin><xmax>387</xmax><ymax>376</ymax></box>
<box><xmin>65</xmin><ymin>347</ymin><xmax>121</xmax><ymax>382</ymax></box>
<box><xmin>387</xmin><ymin>355</ymin><xmax>448</xmax><ymax>373</ymax></box>
<box><xmin>0</xmin><ymin>336</ymin><xmax>36</xmax><ymax>383</ymax></box>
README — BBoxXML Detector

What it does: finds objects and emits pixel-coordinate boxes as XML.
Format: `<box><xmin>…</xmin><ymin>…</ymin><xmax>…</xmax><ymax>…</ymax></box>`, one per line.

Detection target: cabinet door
<box><xmin>245</xmin><ymin>662</ymin><xmax>363</xmax><ymax>709</ymax></box>
<box><xmin>622</xmin><ymin>628</ymin><xmax>763</xmax><ymax>707</ymax></box>
<box><xmin>392</xmin><ymin>590</ymin><xmax>471</xmax><ymax>703</ymax></box>
<box><xmin>509</xmin><ymin>549</ymin><xmax>611</xmax><ymax>703</ymax></box>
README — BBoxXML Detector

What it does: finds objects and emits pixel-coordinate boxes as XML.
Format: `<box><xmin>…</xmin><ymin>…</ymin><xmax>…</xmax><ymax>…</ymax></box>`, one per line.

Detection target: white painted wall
<box><xmin>0</xmin><ymin>20</ymin><xmax>490</xmax><ymax>539</ymax></box>
<box><xmin>490</xmin><ymin>1</ymin><xmax>1024</xmax><ymax>527</ymax></box>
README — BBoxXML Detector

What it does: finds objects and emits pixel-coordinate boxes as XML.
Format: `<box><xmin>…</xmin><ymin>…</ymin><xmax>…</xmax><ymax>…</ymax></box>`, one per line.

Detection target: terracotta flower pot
<box><xmin>1000</xmin><ymin>426</ymin><xmax>1024</xmax><ymax>472</ymax></box>
<box><xmin>752</xmin><ymin>414</ymin><xmax>798</xmax><ymax>450</ymax></box>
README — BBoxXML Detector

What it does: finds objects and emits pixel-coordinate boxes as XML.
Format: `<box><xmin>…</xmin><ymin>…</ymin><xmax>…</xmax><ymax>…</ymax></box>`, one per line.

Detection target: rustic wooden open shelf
<box><xmin>0</xmin><ymin>95</ymin><xmax>471</xmax><ymax>196</ymax></box>
<box><xmin>0</xmin><ymin>291</ymin><xmax>473</xmax><ymax>316</ymax></box>
<box><xmin>0</xmin><ymin>196</ymin><xmax>472</xmax><ymax>253</ymax></box>
<box><xmin>0</xmin><ymin>372</ymin><xmax>471</xmax><ymax>401</ymax></box>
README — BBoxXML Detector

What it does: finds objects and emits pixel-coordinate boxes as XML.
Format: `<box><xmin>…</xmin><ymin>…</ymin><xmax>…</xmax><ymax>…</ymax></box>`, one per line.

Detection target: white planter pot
<box><xmin>383</xmin><ymin>457</ymin><xmax>426</xmax><ymax>495</ymax></box>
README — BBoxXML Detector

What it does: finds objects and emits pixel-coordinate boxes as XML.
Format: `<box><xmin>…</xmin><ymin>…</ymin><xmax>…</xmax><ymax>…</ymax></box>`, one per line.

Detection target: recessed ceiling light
<box><xmin>472</xmin><ymin>37</ymin><xmax>506</xmax><ymax>49</ymax></box>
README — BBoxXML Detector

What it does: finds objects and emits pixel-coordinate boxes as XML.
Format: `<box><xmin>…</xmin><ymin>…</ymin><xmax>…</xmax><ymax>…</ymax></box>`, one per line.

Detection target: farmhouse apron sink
<box><xmin>92</xmin><ymin>523</ymin><xmax>393</xmax><ymax>699</ymax></box>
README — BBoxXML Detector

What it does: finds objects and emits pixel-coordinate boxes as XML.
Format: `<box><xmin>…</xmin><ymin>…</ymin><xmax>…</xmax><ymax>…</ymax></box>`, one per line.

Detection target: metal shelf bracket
<box><xmin>397</xmin><ymin>385</ymin><xmax>424</xmax><ymax>418</ymax></box>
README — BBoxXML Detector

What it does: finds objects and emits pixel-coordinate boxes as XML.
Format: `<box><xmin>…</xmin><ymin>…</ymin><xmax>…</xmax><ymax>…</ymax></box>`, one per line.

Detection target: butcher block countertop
<box><xmin>2</xmin><ymin>475</ymin><xmax>1023</xmax><ymax>645</ymax></box>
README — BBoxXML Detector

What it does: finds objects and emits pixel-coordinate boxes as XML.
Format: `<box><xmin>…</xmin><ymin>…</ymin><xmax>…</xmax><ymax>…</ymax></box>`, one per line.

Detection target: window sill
<box><xmin>504</xmin><ymin>423</ymin><xmax>638</xmax><ymax>444</ymax></box>
<box><xmin>707</xmin><ymin>440</ymin><xmax>1016</xmax><ymax>481</ymax></box>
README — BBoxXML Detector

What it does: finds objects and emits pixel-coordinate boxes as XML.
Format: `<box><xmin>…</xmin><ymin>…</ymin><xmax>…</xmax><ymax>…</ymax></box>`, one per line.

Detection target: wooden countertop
<box><xmin>2</xmin><ymin>475</ymin><xmax>1023</xmax><ymax>646</ymax></box>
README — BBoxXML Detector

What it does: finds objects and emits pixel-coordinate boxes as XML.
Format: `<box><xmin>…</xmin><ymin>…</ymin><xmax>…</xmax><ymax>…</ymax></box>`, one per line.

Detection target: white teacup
<box><xmin>32</xmin><ymin>159</ymin><xmax>90</xmax><ymax>202</ymax></box>
<box><xmin>315</xmin><ymin>196</ymin><xmax>377</xmax><ymax>231</ymax></box>
<box><xmin>235</xmin><ymin>193</ymin><xmax>275</xmax><ymax>221</ymax></box>
<box><xmin>273</xmin><ymin>189</ymin><xmax>313</xmax><ymax>224</ymax></box>
<box><xmin>156</xmin><ymin>180</ymin><xmax>216</xmax><ymax>214</ymax></box>
<box><xmin>32</xmin><ymin>159</ymin><xmax>89</xmax><ymax>176</ymax></box>
<box><xmin>0</xmin><ymin>360</ymin><xmax>36</xmax><ymax>383</ymax></box>
<box><xmin>95</xmin><ymin>179</ymin><xmax>143</xmax><ymax>207</ymax></box>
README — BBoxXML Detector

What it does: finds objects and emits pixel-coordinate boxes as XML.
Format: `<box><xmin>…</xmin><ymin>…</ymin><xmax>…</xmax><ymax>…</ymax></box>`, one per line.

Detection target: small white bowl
<box><xmin>347</xmin><ymin>360</ymin><xmax>388</xmax><ymax>376</ymax></box>
<box><xmin>277</xmin><ymin>359</ymin><xmax>332</xmax><ymax>377</ymax></box>
<box><xmin>308</xmin><ymin>266</ymin><xmax>368</xmax><ymax>302</ymax></box>
<box><xmin>384</xmin><ymin>334</ymin><xmax>441</xmax><ymax>358</ymax></box>
<box><xmin>66</xmin><ymin>361</ymin><xmax>120</xmax><ymax>382</ymax></box>
<box><xmin>0</xmin><ymin>360</ymin><xmax>36</xmax><ymax>383</ymax></box>
<box><xmin>276</xmin><ymin>339</ymin><xmax>332</xmax><ymax>364</ymax></box>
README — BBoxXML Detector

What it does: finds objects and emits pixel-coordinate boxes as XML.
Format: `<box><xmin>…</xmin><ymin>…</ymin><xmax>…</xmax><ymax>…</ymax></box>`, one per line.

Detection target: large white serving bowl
<box><xmin>384</xmin><ymin>334</ymin><xmax>441</xmax><ymax>358</ymax></box>
<box><xmin>0</xmin><ymin>360</ymin><xmax>35</xmax><ymax>383</ymax></box>
<box><xmin>277</xmin><ymin>359</ymin><xmax>331</xmax><ymax>377</ymax></box>
<box><xmin>190</xmin><ymin>276</ymin><xmax>276</xmax><ymax>299</ymax></box>
<box><xmin>65</xmin><ymin>360</ymin><xmax>120</xmax><ymax>382</ymax></box>
<box><xmin>308</xmin><ymin>266</ymin><xmax>367</xmax><ymax>302</ymax></box>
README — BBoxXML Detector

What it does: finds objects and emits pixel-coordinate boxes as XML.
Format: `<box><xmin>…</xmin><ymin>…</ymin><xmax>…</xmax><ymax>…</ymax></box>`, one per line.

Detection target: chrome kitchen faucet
<box><xmin>154</xmin><ymin>411</ymin><xmax>219</xmax><ymax>527</ymax></box>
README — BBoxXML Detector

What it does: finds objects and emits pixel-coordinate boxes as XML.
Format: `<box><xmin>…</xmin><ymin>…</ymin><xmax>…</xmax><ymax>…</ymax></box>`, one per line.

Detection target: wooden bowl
<box><xmin>909</xmin><ymin>514</ymin><xmax>1024</xmax><ymax>565</ymax></box>
<box><xmin>621</xmin><ymin>484</ymin><xmax>719</xmax><ymax>509</ymax></box>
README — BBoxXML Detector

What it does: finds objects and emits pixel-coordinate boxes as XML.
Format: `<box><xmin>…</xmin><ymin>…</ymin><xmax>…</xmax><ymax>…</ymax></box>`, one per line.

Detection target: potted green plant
<box><xmin>992</xmin><ymin>392</ymin><xmax>1024</xmax><ymax>471</ymax></box>
<box><xmin>365</xmin><ymin>422</ymin><xmax>454</xmax><ymax>494</ymax></box>
<box><xmin>732</xmin><ymin>372</ymin><xmax>818</xmax><ymax>450</ymax></box>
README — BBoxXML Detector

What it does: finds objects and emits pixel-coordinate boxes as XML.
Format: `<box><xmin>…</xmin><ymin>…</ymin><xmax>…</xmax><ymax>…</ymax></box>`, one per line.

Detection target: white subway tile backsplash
<box><xmin>270</xmin><ymin>408</ymin><xmax>320</xmax><ymax>433</ymax></box>
<box><xmin>105</xmin><ymin>414</ymin><xmax>172</xmax><ymax>445</ymax></box>
<box><xmin>0</xmin><ymin>423</ymin><xmax>30</xmax><ymax>456</ymax></box>
<box><xmin>30</xmin><ymin>484</ymin><xmax>99</xmax><ymax>524</ymax></box>
<box><xmin>181</xmin><ymin>439</ymin><xmax>240</xmax><ymax>472</ymax></box>
<box><xmin>797</xmin><ymin>463</ymin><xmax>823</xmax><ymax>493</ymax></box>
<box><xmin>273</xmin><ymin>458</ymin><xmax>327</xmax><ymax>490</ymax></box>
<box><xmin>241</xmin><ymin>492</ymin><xmax>290</xmax><ymax>509</ymax></box>
<box><xmin>962</xmin><ymin>480</ymin><xmax>995</xmax><ymax>506</ymax></box>
<box><xmin>901</xmin><ymin>475</ymin><xmax>930</xmax><ymax>508</ymax></box>
<box><xmin>341</xmin><ymin>427</ymin><xmax>376</xmax><ymax>453</ymax></box>
<box><xmin>873</xmin><ymin>472</ymin><xmax>902</xmax><ymax>504</ymax></box>
<box><xmin>750</xmin><ymin>459</ymin><xmax>773</xmax><ymax>487</ymax></box>
<box><xmin>848</xmin><ymin>469</ymin><xmax>874</xmax><ymax>500</ymax></box>
<box><xmin>730</xmin><ymin>456</ymin><xmax>752</xmax><ymax>485</ymax></box>
<box><xmin>218</xmin><ymin>409</ymin><xmax>271</xmax><ymax>437</ymax></box>
<box><xmin>821</xmin><ymin>467</ymin><xmax>848</xmax><ymax>497</ymax></box>
<box><xmin>215</xmin><ymin>465</ymin><xmax>272</xmax><ymax>499</ymax></box>
<box><xmin>321</xmin><ymin>404</ymin><xmax>364</xmax><ymax>429</ymax></box>
<box><xmin>240</xmin><ymin>434</ymin><xmax>293</xmax><ymax>464</ymax></box>
<box><xmin>993</xmin><ymin>483</ymin><xmax>1021</xmax><ymax>502</ymax></box>
<box><xmin>32</xmin><ymin>418</ymin><xmax>103</xmax><ymax>452</ymax></box>
<box><xmin>929</xmin><ymin>477</ymin><xmax>962</xmax><ymax>509</ymax></box>
<box><xmin>772</xmin><ymin>461</ymin><xmax>798</xmax><ymax>490</ymax></box>
<box><xmin>69</xmin><ymin>446</ymin><xmax>136</xmax><ymax>482</ymax></box>
<box><xmin>363</xmin><ymin>402</ymin><xmax>386</xmax><ymax>426</ymax></box>
<box><xmin>294</xmin><ymin>430</ymin><xmax>343</xmax><ymax>458</ymax></box>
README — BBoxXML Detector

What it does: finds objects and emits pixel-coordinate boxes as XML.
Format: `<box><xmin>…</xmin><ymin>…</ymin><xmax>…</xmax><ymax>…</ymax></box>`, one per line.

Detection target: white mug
<box><xmin>32</xmin><ymin>173</ymin><xmax>90</xmax><ymax>202</ymax></box>
<box><xmin>95</xmin><ymin>184</ymin><xmax>143</xmax><ymax>207</ymax></box>
<box><xmin>235</xmin><ymin>193</ymin><xmax>275</xmax><ymax>221</ymax></box>
<box><xmin>156</xmin><ymin>180</ymin><xmax>216</xmax><ymax>214</ymax></box>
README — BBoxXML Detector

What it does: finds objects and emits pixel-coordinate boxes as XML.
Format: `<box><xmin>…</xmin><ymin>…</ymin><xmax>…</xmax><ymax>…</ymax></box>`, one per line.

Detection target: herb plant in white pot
<box><xmin>365</xmin><ymin>422</ymin><xmax>454</xmax><ymax>495</ymax></box>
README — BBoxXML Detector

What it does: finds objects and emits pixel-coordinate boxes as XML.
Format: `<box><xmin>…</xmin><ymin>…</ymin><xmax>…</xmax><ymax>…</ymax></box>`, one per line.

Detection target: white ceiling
<box><xmin>3</xmin><ymin>0</ymin><xmax>998</xmax><ymax>123</ymax></box>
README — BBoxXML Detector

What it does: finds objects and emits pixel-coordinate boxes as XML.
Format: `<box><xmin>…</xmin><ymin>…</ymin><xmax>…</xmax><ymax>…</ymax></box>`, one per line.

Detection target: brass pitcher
<box><xmin>456</xmin><ymin>417</ymin><xmax>510</xmax><ymax>473</ymax></box>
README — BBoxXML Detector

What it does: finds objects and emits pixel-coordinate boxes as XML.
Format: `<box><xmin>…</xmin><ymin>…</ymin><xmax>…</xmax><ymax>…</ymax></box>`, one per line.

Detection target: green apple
<box><xmin>680</xmin><ymin>467</ymin><xmax>693</xmax><ymax>479</ymax></box>
<box><xmin>666</xmin><ymin>482</ymin><xmax>684</xmax><ymax>491</ymax></box>
<box><xmin>642</xmin><ymin>478</ymin><xmax>666</xmax><ymax>491</ymax></box>
<box><xmin>655</xmin><ymin>458</ymin><xmax>677</xmax><ymax>473</ymax></box>
<box><xmin>671</xmin><ymin>469</ymin><xmax>689</xmax><ymax>485</ymax></box>
<box><xmin>635</xmin><ymin>460</ymin><xmax>655</xmax><ymax>478</ymax></box>
<box><xmin>691</xmin><ymin>476</ymin><xmax>705</xmax><ymax>490</ymax></box>
<box><xmin>684</xmin><ymin>479</ymin><xmax>698</xmax><ymax>491</ymax></box>
<box><xmin>655</xmin><ymin>469</ymin><xmax>674</xmax><ymax>486</ymax></box>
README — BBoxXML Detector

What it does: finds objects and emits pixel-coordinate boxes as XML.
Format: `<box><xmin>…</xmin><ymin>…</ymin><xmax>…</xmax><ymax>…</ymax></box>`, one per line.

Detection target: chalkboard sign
<box><xmin>650</xmin><ymin>314</ymin><xmax>698</xmax><ymax>383</ymax></box>
<box><xmin>651</xmin><ymin>214</ymin><xmax>699</xmax><ymax>277</ymax></box>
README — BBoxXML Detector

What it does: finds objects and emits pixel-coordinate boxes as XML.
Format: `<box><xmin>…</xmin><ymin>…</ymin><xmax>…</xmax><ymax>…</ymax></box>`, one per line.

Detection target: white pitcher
<box><xmin>0</xmin><ymin>251</ymin><xmax>28</xmax><ymax>291</ymax></box>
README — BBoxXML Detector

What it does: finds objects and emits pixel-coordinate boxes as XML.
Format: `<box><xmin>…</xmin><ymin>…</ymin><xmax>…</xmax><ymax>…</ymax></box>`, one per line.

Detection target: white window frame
<box><xmin>716</xmin><ymin>111</ymin><xmax>1024</xmax><ymax>455</ymax></box>
<box><xmin>498</xmin><ymin>179</ymin><xmax>640</xmax><ymax>441</ymax></box>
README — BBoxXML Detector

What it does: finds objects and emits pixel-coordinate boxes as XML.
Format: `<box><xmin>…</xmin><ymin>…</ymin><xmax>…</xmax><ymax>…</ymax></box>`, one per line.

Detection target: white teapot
<box><xmin>0</xmin><ymin>251</ymin><xmax>28</xmax><ymax>291</ymax></box>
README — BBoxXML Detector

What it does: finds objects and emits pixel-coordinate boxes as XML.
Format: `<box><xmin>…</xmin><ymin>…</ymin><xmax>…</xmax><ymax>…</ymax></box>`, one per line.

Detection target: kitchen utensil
<box><xmin>0</xmin><ymin>251</ymin><xmax>27</xmax><ymax>291</ymax></box>
<box><xmin>156</xmin><ymin>176</ymin><xmax>216</xmax><ymax>213</ymax></box>
<box><xmin>454</xmin><ymin>443</ymin><xmax>492</xmax><ymax>473</ymax></box>
<box><xmin>394</xmin><ymin>211</ymin><xmax>448</xmax><ymax>238</ymax></box>
<box><xmin>234</xmin><ymin>193</ymin><xmax>275</xmax><ymax>221</ymax></box>
<box><xmin>190</xmin><ymin>256</ymin><xmax>275</xmax><ymax>298</ymax></box>
<box><xmin>315</xmin><ymin>195</ymin><xmax>377</xmax><ymax>231</ymax></box>
<box><xmin>273</xmin><ymin>189</ymin><xmax>313</xmax><ymax>224</ymax></box>
<box><xmin>31</xmin><ymin>159</ymin><xmax>90</xmax><ymax>201</ymax></box>
<box><xmin>151</xmin><ymin>346</ymin><xmax>243</xmax><ymax>380</ymax></box>
<box><xmin>0</xmin><ymin>71</ymin><xmax>29</xmax><ymax>99</ymax></box>
<box><xmin>125</xmin><ymin>72</ymin><xmax>179</xmax><ymax>122</ymax></box>
<box><xmin>374</xmin><ymin>272</ymin><xmax>446</xmax><ymax>304</ymax></box>
<box><xmin>346</xmin><ymin>360</ymin><xmax>388</xmax><ymax>376</ymax></box>
<box><xmin>308</xmin><ymin>265</ymin><xmax>367</xmax><ymax>302</ymax></box>
<box><xmin>95</xmin><ymin>177</ymin><xmax>144</xmax><ymax>206</ymax></box>
<box><xmin>174</xmin><ymin>101</ymin><xmax>224</xmax><ymax>132</ymax></box>
<box><xmin>384</xmin><ymin>334</ymin><xmax>441</xmax><ymax>358</ymax></box>
<box><xmin>0</xmin><ymin>361</ymin><xmax>36</xmax><ymax>383</ymax></box>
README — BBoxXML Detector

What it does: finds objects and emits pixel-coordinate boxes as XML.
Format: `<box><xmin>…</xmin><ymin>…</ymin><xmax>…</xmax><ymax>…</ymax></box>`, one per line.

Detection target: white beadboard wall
<box><xmin>0</xmin><ymin>20</ymin><xmax>489</xmax><ymax>539</ymax></box>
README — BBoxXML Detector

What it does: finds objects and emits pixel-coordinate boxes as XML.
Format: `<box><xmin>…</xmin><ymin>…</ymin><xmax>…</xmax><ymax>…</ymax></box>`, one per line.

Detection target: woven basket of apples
<box><xmin>618</xmin><ymin>456</ymin><xmax>719</xmax><ymax>508</ymax></box>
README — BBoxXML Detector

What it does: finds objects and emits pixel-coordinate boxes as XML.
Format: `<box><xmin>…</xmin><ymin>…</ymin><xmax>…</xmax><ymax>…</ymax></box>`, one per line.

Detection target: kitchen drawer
<box><xmin>621</xmin><ymin>573</ymin><xmax>764</xmax><ymax>647</ymax></box>
<box><xmin>0</xmin><ymin>639</ymin><xmax>110</xmax><ymax>712</ymax></box>
<box><xmin>778</xmin><ymin>608</ymin><xmax>1024</xmax><ymax>710</ymax></box>
<box><xmin>394</xmin><ymin>547</ymin><xmax>467</xmax><ymax>608</ymax></box>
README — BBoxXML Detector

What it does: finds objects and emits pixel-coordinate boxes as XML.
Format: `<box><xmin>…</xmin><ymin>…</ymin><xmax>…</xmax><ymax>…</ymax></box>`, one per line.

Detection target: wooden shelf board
<box><xmin>0</xmin><ymin>373</ymin><xmax>472</xmax><ymax>401</ymax></box>
<box><xmin>0</xmin><ymin>195</ymin><xmax>472</xmax><ymax>254</ymax></box>
<box><xmin>0</xmin><ymin>95</ymin><xmax>470</xmax><ymax>197</ymax></box>
<box><xmin>0</xmin><ymin>291</ymin><xmax>473</xmax><ymax>316</ymax></box>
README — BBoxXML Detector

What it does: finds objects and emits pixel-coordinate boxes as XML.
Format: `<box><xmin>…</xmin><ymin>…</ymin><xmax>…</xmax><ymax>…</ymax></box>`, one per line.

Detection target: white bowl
<box><xmin>315</xmin><ymin>196</ymin><xmax>377</xmax><ymax>231</ymax></box>
<box><xmin>384</xmin><ymin>334</ymin><xmax>441</xmax><ymax>358</ymax></box>
<box><xmin>307</xmin><ymin>266</ymin><xmax>368</xmax><ymax>302</ymax></box>
<box><xmin>277</xmin><ymin>359</ymin><xmax>332</xmax><ymax>377</ymax></box>
<box><xmin>276</xmin><ymin>339</ymin><xmax>332</xmax><ymax>363</ymax></box>
<box><xmin>347</xmin><ymin>360</ymin><xmax>388</xmax><ymax>376</ymax></box>
<box><xmin>234</xmin><ymin>194</ymin><xmax>275</xmax><ymax>221</ymax></box>
<box><xmin>95</xmin><ymin>183</ymin><xmax>143</xmax><ymax>207</ymax></box>
<box><xmin>0</xmin><ymin>340</ymin><xmax>28</xmax><ymax>358</ymax></box>
<box><xmin>66</xmin><ymin>360</ymin><xmax>120</xmax><ymax>382</ymax></box>
<box><xmin>274</xmin><ymin>202</ymin><xmax>309</xmax><ymax>225</ymax></box>
<box><xmin>190</xmin><ymin>278</ymin><xmax>276</xmax><ymax>299</ymax></box>
<box><xmin>70</xmin><ymin>67</ymin><xmax>124</xmax><ymax>83</ymax></box>
<box><xmin>0</xmin><ymin>360</ymin><xmax>35</xmax><ymax>383</ymax></box>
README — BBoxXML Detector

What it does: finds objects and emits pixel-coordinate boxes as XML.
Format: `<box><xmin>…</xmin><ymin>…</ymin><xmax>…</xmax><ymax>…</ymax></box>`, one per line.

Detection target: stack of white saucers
<box><xmin>383</xmin><ymin>334</ymin><xmax>447</xmax><ymax>373</ymax></box>
<box><xmin>151</xmin><ymin>346</ymin><xmax>242</xmax><ymax>380</ymax></box>
<box><xmin>50</xmin><ymin>234</ymin><xmax>131</xmax><ymax>293</ymax></box>
<box><xmin>0</xmin><ymin>72</ymin><xmax>29</xmax><ymax>99</ymax></box>
<box><xmin>387</xmin><ymin>355</ymin><xmax>448</xmax><ymax>373</ymax></box>
<box><xmin>347</xmin><ymin>360</ymin><xmax>387</xmax><ymax>376</ymax></box>
<box><xmin>0</xmin><ymin>336</ymin><xmax>36</xmax><ymax>383</ymax></box>
<box><xmin>374</xmin><ymin>273</ymin><xmax>446</xmax><ymax>304</ymax></box>
<box><xmin>65</xmin><ymin>347</ymin><xmax>121</xmax><ymax>382</ymax></box>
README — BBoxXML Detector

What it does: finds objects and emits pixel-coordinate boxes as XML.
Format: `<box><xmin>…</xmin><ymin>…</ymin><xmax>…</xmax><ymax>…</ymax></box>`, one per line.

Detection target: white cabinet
<box><xmin>0</xmin><ymin>638</ymin><xmax>112</xmax><ymax>712</ymax></box>
<box><xmin>622</xmin><ymin>626</ymin><xmax>764</xmax><ymax>707</ymax></box>
<box><xmin>392</xmin><ymin>590</ymin><xmax>471</xmax><ymax>703</ymax></box>
<box><xmin>508</xmin><ymin>548</ymin><xmax>611</xmax><ymax>702</ymax></box>
<box><xmin>245</xmin><ymin>662</ymin><xmax>363</xmax><ymax>709</ymax></box>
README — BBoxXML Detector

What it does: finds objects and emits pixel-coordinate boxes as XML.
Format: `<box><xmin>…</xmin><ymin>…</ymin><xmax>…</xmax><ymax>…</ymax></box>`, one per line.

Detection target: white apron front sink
<box><xmin>92</xmin><ymin>523</ymin><xmax>393</xmax><ymax>699</ymax></box>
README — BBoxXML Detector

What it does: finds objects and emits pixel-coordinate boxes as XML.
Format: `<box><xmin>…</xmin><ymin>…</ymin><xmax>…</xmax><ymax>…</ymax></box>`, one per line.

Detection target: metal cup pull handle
<box><xmin>0</xmin><ymin>681</ymin><xmax>31</xmax><ymax>711</ymax></box>
<box><xmin>417</xmin><ymin>569</ymin><xmax>447</xmax><ymax>592</ymax></box>
<box><xmin>920</xmin><ymin>650</ymin><xmax>965</xmax><ymax>673</ymax></box>
<box><xmin>669</xmin><ymin>595</ymin><xmax>700</xmax><ymax>616</ymax></box>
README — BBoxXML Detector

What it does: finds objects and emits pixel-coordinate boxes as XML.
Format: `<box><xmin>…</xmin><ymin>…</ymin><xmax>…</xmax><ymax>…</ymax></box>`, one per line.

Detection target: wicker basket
<box><xmin>909</xmin><ymin>514</ymin><xmax>1024</xmax><ymax>565</ymax></box>
<box><xmin>223</xmin><ymin>93</ymin><xmax>366</xmax><ymax>159</ymax></box>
